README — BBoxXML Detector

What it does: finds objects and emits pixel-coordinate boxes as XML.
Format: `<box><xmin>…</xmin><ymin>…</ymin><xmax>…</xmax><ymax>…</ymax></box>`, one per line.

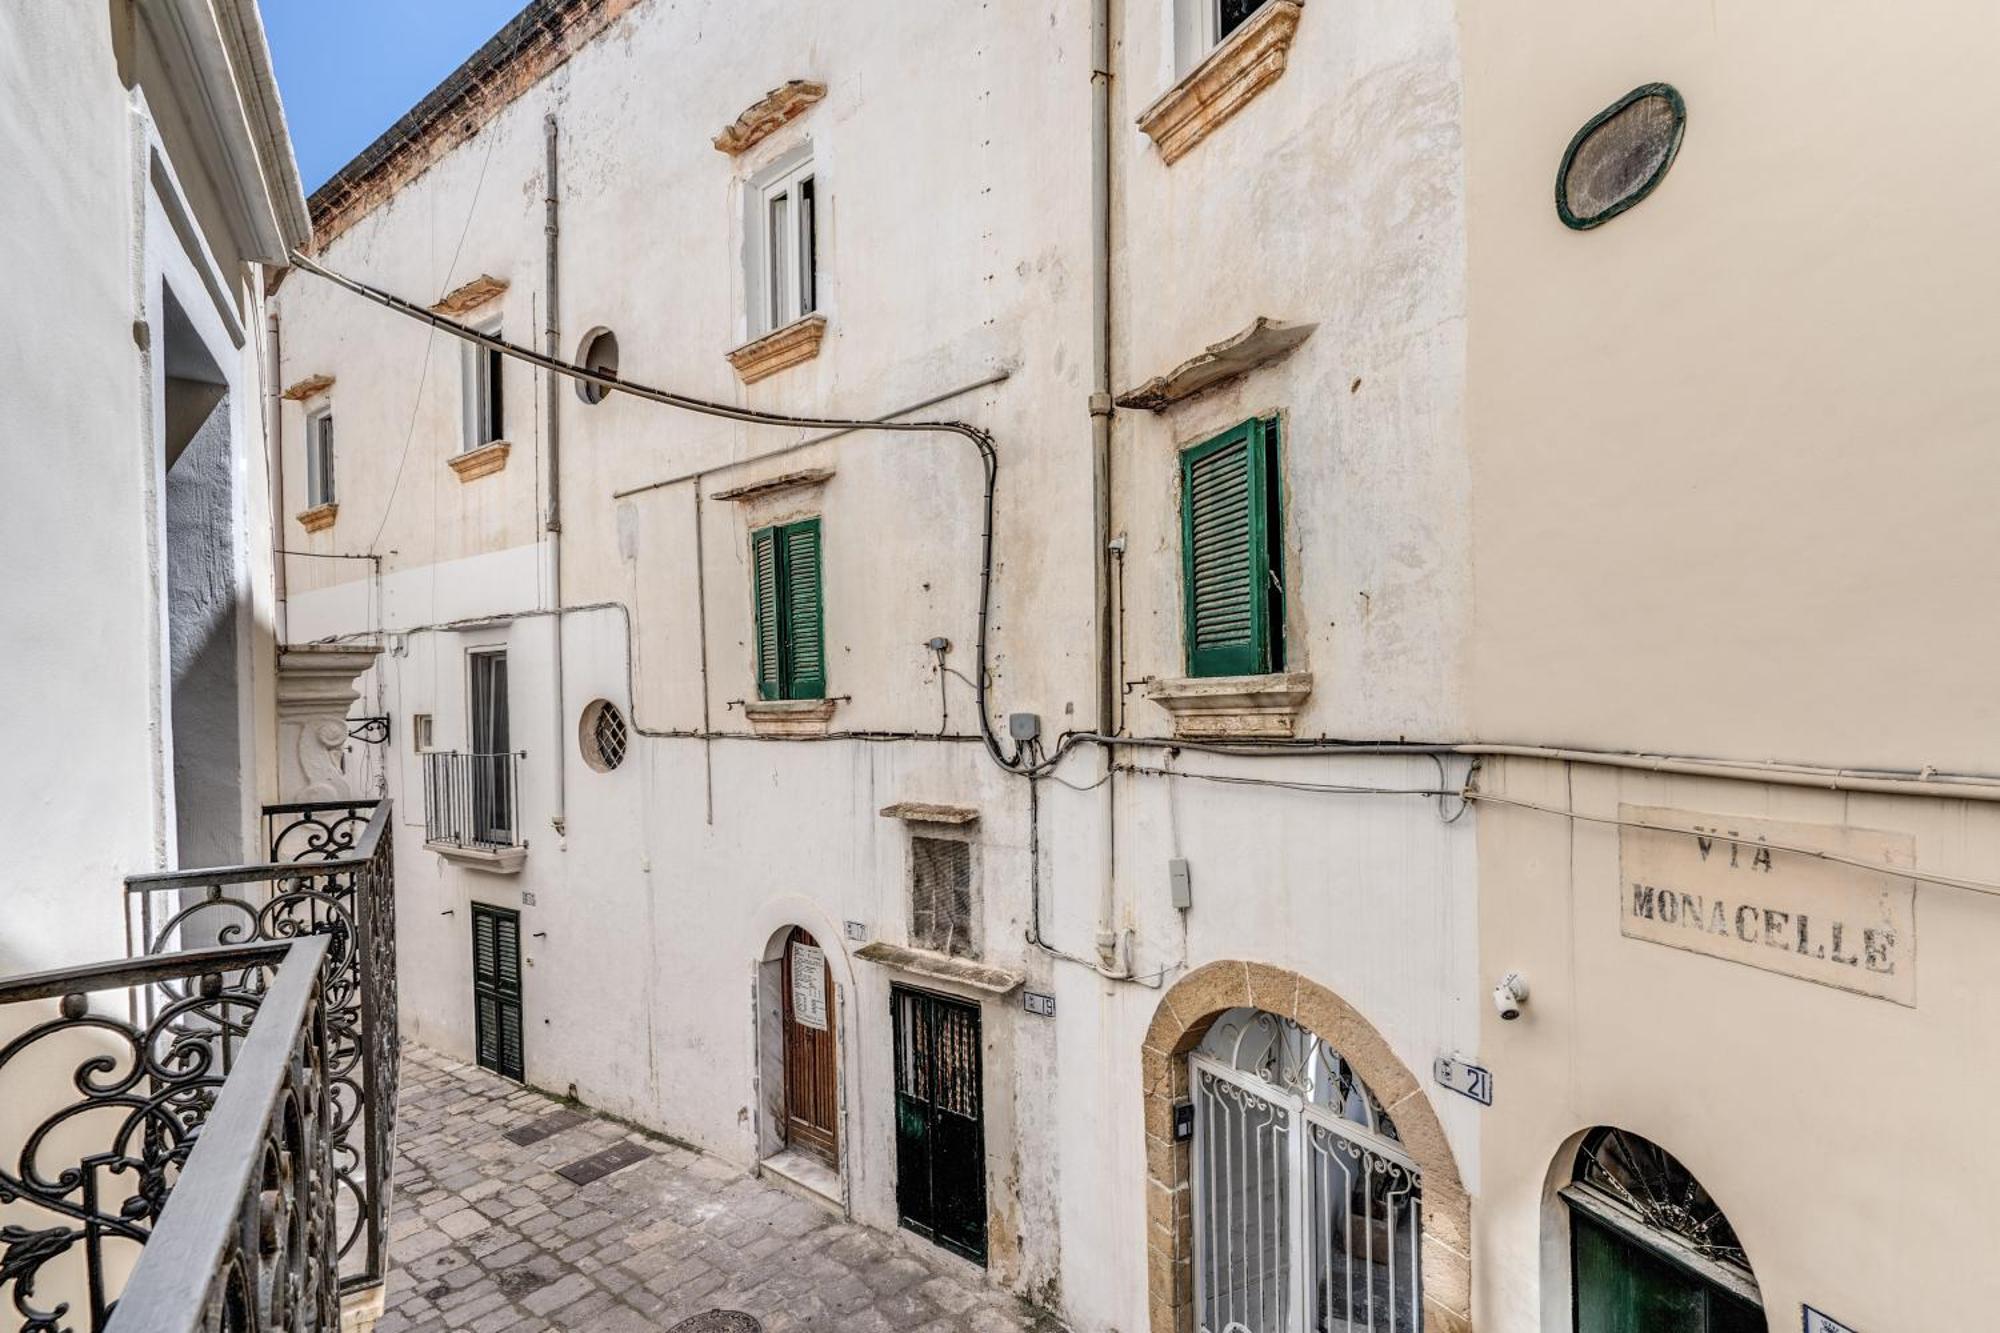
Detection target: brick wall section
<box><xmin>306</xmin><ymin>0</ymin><xmax>645</xmax><ymax>250</ymax></box>
<box><xmin>1140</xmin><ymin>960</ymin><xmax>1475</xmax><ymax>1333</ymax></box>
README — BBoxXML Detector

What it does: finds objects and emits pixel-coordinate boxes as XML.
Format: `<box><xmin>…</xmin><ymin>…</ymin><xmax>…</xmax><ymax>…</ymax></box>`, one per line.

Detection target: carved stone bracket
<box><xmin>448</xmin><ymin>440</ymin><xmax>511</xmax><ymax>481</ymax></box>
<box><xmin>714</xmin><ymin>80</ymin><xmax>827</xmax><ymax>155</ymax></box>
<box><xmin>1116</xmin><ymin>317</ymin><xmax>1317</xmax><ymax>411</ymax></box>
<box><xmin>282</xmin><ymin>373</ymin><xmax>335</xmax><ymax>402</ymax></box>
<box><xmin>297</xmin><ymin>502</ymin><xmax>339</xmax><ymax>533</ymax></box>
<box><xmin>277</xmin><ymin>646</ymin><xmax>383</xmax><ymax>801</ymax></box>
<box><xmin>1145</xmin><ymin>671</ymin><xmax>1314</xmax><ymax>738</ymax></box>
<box><xmin>1137</xmin><ymin>0</ymin><xmax>1304</xmax><ymax>165</ymax></box>
<box><xmin>726</xmin><ymin>315</ymin><xmax>828</xmax><ymax>384</ymax></box>
<box><xmin>429</xmin><ymin>274</ymin><xmax>509</xmax><ymax>318</ymax></box>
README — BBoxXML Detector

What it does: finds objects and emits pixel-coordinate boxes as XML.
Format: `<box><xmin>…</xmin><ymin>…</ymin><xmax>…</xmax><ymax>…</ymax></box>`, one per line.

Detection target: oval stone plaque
<box><xmin>1556</xmin><ymin>83</ymin><xmax>1686</xmax><ymax>229</ymax></box>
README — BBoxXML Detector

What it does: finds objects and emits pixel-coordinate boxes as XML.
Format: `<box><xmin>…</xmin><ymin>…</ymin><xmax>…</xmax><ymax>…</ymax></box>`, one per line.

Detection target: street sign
<box><xmin>1803</xmin><ymin>1307</ymin><xmax>1858</xmax><ymax>1333</ymax></box>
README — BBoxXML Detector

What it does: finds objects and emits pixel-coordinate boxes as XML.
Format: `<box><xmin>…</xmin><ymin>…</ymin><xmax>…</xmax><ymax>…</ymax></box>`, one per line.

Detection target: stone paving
<box><xmin>378</xmin><ymin>1045</ymin><xmax>1059</xmax><ymax>1333</ymax></box>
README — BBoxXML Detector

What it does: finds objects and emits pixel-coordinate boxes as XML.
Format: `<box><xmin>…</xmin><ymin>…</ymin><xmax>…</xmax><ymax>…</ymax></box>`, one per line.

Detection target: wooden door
<box><xmin>780</xmin><ymin>928</ymin><xmax>839</xmax><ymax>1166</ymax></box>
<box><xmin>892</xmin><ymin>985</ymin><xmax>987</xmax><ymax>1263</ymax></box>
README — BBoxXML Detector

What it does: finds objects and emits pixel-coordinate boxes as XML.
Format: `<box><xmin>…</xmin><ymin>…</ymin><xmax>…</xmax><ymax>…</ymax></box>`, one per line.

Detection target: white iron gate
<box><xmin>1192</xmin><ymin>1054</ymin><xmax>1423</xmax><ymax>1333</ymax></box>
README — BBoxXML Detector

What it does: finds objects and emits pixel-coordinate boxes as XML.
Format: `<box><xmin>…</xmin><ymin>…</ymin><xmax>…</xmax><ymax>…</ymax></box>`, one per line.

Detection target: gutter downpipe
<box><xmin>1089</xmin><ymin>0</ymin><xmax>1124</xmax><ymax>973</ymax></box>
<box><xmin>266</xmin><ymin>302</ymin><xmax>288</xmax><ymax>651</ymax></box>
<box><xmin>545</xmin><ymin>112</ymin><xmax>568</xmax><ymax>838</ymax></box>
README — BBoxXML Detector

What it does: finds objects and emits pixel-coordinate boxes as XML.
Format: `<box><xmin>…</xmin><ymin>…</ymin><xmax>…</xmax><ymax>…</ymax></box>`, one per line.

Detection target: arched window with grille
<box><xmin>1562</xmin><ymin>1128</ymin><xmax>1763</xmax><ymax>1332</ymax></box>
<box><xmin>1189</xmin><ymin>1007</ymin><xmax>1421</xmax><ymax>1333</ymax></box>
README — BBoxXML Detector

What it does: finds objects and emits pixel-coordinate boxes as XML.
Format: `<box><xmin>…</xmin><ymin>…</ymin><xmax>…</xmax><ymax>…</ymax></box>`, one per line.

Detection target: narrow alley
<box><xmin>378</xmin><ymin>1047</ymin><xmax>1058</xmax><ymax>1333</ymax></box>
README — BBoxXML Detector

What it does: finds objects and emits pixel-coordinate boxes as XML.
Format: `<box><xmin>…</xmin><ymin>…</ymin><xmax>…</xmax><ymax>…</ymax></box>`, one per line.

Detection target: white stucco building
<box><xmin>267</xmin><ymin>1</ymin><xmax>2000</xmax><ymax>1331</ymax></box>
<box><xmin>0</xmin><ymin>0</ymin><xmax>309</xmax><ymax>970</ymax></box>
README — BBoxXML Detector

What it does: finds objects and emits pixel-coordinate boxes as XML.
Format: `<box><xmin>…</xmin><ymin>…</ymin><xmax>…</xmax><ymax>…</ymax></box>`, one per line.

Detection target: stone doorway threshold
<box><xmin>758</xmin><ymin>1146</ymin><xmax>842</xmax><ymax>1215</ymax></box>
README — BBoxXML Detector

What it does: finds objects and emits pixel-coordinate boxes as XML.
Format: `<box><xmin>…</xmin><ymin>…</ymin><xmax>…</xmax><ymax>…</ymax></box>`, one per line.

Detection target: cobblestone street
<box><xmin>378</xmin><ymin>1046</ymin><xmax>1057</xmax><ymax>1333</ymax></box>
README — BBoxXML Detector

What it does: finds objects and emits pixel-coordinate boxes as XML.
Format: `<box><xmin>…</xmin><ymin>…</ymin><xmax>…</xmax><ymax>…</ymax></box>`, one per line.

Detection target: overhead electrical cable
<box><xmin>288</xmin><ymin>249</ymin><xmax>1022</xmax><ymax>772</ymax></box>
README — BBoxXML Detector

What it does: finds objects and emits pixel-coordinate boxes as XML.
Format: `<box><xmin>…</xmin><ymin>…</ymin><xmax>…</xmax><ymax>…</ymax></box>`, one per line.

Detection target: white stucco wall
<box><xmin>0</xmin><ymin>3</ymin><xmax>280</xmax><ymax>975</ymax></box>
<box><xmin>275</xmin><ymin>0</ymin><xmax>1478</xmax><ymax>1327</ymax></box>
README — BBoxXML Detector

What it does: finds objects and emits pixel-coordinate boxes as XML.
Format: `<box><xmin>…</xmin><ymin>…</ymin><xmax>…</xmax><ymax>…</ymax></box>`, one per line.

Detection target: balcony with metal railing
<box><xmin>421</xmin><ymin>752</ymin><xmax>526</xmax><ymax>872</ymax></box>
<box><xmin>0</xmin><ymin>800</ymin><xmax>398</xmax><ymax>1333</ymax></box>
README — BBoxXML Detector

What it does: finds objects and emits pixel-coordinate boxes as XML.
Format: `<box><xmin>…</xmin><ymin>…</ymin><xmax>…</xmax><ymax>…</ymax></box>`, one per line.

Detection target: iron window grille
<box><xmin>909</xmin><ymin>836</ymin><xmax>975</xmax><ymax>958</ymax></box>
<box><xmin>580</xmin><ymin>699</ymin><xmax>628</xmax><ymax>772</ymax></box>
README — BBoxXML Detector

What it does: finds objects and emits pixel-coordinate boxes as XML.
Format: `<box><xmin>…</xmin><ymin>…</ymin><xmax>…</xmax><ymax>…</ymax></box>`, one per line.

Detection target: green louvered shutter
<box><xmin>1182</xmin><ymin>418</ymin><xmax>1279</xmax><ymax>678</ymax></box>
<box><xmin>752</xmin><ymin>526</ymin><xmax>783</xmax><ymax>700</ymax></box>
<box><xmin>781</xmin><ymin>518</ymin><xmax>825</xmax><ymax>699</ymax></box>
<box><xmin>472</xmin><ymin>904</ymin><xmax>524</xmax><ymax>1081</ymax></box>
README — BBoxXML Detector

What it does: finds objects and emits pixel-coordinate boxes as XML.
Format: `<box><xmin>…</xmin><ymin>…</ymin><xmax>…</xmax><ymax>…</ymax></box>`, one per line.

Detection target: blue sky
<box><xmin>265</xmin><ymin>1</ymin><xmax>528</xmax><ymax>192</ymax></box>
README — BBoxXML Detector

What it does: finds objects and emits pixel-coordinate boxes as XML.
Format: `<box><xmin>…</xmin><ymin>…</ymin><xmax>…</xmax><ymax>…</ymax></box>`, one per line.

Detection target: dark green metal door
<box><xmin>1572</xmin><ymin>1210</ymin><xmax>1762</xmax><ymax>1333</ymax></box>
<box><xmin>472</xmin><ymin>903</ymin><xmax>524</xmax><ymax>1081</ymax></box>
<box><xmin>892</xmin><ymin>986</ymin><xmax>986</xmax><ymax>1263</ymax></box>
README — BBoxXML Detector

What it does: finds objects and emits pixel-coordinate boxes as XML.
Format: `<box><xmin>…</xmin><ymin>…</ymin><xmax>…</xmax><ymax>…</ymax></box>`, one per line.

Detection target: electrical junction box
<box><xmin>1008</xmin><ymin>712</ymin><xmax>1041</xmax><ymax>742</ymax></box>
<box><xmin>1169</xmin><ymin>858</ymin><xmax>1192</xmax><ymax>910</ymax></box>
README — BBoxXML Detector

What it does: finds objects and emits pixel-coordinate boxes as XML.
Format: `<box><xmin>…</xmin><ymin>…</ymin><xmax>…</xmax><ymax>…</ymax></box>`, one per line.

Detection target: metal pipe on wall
<box><xmin>544</xmin><ymin>111</ymin><xmax>568</xmax><ymax>837</ymax></box>
<box><xmin>1089</xmin><ymin>0</ymin><xmax>1124</xmax><ymax>973</ymax></box>
<box><xmin>265</xmin><ymin>303</ymin><xmax>288</xmax><ymax>653</ymax></box>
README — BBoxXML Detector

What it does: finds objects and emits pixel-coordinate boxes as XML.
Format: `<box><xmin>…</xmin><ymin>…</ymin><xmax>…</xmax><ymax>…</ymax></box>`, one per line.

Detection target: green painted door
<box><xmin>1572</xmin><ymin>1211</ymin><xmax>1763</xmax><ymax>1333</ymax></box>
<box><xmin>472</xmin><ymin>903</ymin><xmax>524</xmax><ymax>1081</ymax></box>
<box><xmin>892</xmin><ymin>986</ymin><xmax>987</xmax><ymax>1264</ymax></box>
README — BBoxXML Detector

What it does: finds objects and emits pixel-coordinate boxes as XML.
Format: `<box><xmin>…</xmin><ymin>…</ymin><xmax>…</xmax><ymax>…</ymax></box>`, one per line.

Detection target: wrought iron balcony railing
<box><xmin>119</xmin><ymin>800</ymin><xmax>399</xmax><ymax>1298</ymax></box>
<box><xmin>0</xmin><ymin>937</ymin><xmax>336</xmax><ymax>1333</ymax></box>
<box><xmin>421</xmin><ymin>752</ymin><xmax>523</xmax><ymax>852</ymax></box>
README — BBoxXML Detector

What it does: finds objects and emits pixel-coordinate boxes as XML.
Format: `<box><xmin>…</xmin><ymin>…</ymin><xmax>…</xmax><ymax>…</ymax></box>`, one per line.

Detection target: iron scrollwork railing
<box><xmin>0</xmin><ymin>938</ymin><xmax>337</xmax><ymax>1333</ymax></box>
<box><xmin>121</xmin><ymin>802</ymin><xmax>397</xmax><ymax>1294</ymax></box>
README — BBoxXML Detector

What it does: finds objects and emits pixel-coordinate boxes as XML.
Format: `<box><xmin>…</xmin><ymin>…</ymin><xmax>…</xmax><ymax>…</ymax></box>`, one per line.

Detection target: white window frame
<box><xmin>461</xmin><ymin>318</ymin><xmax>505</xmax><ymax>452</ymax></box>
<box><xmin>305</xmin><ymin>405</ymin><xmax>335</xmax><ymax>507</ymax></box>
<box><xmin>746</xmin><ymin>147</ymin><xmax>818</xmax><ymax>338</ymax></box>
<box><xmin>1174</xmin><ymin>0</ymin><xmax>1269</xmax><ymax>74</ymax></box>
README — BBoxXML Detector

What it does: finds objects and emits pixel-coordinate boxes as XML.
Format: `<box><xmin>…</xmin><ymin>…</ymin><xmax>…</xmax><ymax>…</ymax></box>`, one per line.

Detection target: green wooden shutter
<box><xmin>471</xmin><ymin>904</ymin><xmax>524</xmax><ymax>1081</ymax></box>
<box><xmin>752</xmin><ymin>526</ymin><xmax>782</xmax><ymax>700</ymax></box>
<box><xmin>472</xmin><ymin>908</ymin><xmax>498</xmax><ymax>1070</ymax></box>
<box><xmin>781</xmin><ymin>518</ymin><xmax>825</xmax><ymax>699</ymax></box>
<box><xmin>1182</xmin><ymin>419</ymin><xmax>1276</xmax><ymax>677</ymax></box>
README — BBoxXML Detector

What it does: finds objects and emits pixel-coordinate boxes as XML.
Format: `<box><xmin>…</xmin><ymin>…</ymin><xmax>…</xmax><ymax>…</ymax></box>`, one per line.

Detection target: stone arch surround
<box><xmin>1141</xmin><ymin>961</ymin><xmax>1473</xmax><ymax>1332</ymax></box>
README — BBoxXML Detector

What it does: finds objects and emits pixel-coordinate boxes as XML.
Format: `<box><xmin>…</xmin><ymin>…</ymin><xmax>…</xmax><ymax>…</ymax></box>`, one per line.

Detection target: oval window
<box><xmin>1556</xmin><ymin>83</ymin><xmax>1686</xmax><ymax>230</ymax></box>
<box><xmin>575</xmin><ymin>327</ymin><xmax>620</xmax><ymax>404</ymax></box>
<box><xmin>578</xmin><ymin>699</ymin><xmax>628</xmax><ymax>771</ymax></box>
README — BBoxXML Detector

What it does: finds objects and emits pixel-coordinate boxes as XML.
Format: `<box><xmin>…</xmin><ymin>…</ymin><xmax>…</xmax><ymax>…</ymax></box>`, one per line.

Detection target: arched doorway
<box><xmin>779</xmin><ymin>927</ymin><xmax>838</xmax><ymax>1167</ymax></box>
<box><xmin>1142</xmin><ymin>962</ymin><xmax>1472</xmax><ymax>1333</ymax></box>
<box><xmin>1562</xmin><ymin>1128</ymin><xmax>1761</xmax><ymax>1332</ymax></box>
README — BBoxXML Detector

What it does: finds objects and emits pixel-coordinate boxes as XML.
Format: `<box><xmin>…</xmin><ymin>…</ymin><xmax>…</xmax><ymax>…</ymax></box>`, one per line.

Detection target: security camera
<box><xmin>1492</xmin><ymin>971</ymin><xmax>1529</xmax><ymax>1021</ymax></box>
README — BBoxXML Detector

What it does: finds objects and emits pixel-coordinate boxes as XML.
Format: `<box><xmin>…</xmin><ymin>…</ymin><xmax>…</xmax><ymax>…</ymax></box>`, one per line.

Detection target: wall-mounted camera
<box><xmin>1492</xmin><ymin>971</ymin><xmax>1529</xmax><ymax>1021</ymax></box>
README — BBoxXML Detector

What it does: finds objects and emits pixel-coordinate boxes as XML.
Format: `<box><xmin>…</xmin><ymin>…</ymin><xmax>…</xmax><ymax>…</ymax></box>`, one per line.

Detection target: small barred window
<box><xmin>910</xmin><ymin>836</ymin><xmax>975</xmax><ymax>958</ymax></box>
<box><xmin>579</xmin><ymin>699</ymin><xmax>628</xmax><ymax>772</ymax></box>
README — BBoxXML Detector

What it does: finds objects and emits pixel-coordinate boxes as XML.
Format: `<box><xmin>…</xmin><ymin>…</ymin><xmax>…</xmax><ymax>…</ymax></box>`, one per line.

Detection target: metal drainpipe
<box><xmin>266</xmin><ymin>302</ymin><xmax>288</xmax><ymax>650</ymax></box>
<box><xmin>544</xmin><ymin>112</ymin><xmax>568</xmax><ymax>837</ymax></box>
<box><xmin>1090</xmin><ymin>0</ymin><xmax>1123</xmax><ymax>972</ymax></box>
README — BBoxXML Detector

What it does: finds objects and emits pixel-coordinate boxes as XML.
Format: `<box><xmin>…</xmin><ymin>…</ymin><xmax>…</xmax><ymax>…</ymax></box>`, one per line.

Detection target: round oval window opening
<box><xmin>579</xmin><ymin>699</ymin><xmax>628</xmax><ymax>772</ymax></box>
<box><xmin>575</xmin><ymin>327</ymin><xmax>620</xmax><ymax>404</ymax></box>
<box><xmin>1556</xmin><ymin>83</ymin><xmax>1685</xmax><ymax>230</ymax></box>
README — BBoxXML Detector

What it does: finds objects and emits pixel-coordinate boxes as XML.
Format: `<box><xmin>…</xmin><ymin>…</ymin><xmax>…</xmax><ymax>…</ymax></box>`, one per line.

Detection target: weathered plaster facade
<box><xmin>267</xmin><ymin>0</ymin><xmax>2000</xmax><ymax>1330</ymax></box>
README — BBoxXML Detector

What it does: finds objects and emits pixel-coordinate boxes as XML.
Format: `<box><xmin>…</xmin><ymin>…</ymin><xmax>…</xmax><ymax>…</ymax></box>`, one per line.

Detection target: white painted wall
<box><xmin>273</xmin><ymin>0</ymin><xmax>1479</xmax><ymax>1326</ymax></box>
<box><xmin>0</xmin><ymin>3</ymin><xmax>284</xmax><ymax>975</ymax></box>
